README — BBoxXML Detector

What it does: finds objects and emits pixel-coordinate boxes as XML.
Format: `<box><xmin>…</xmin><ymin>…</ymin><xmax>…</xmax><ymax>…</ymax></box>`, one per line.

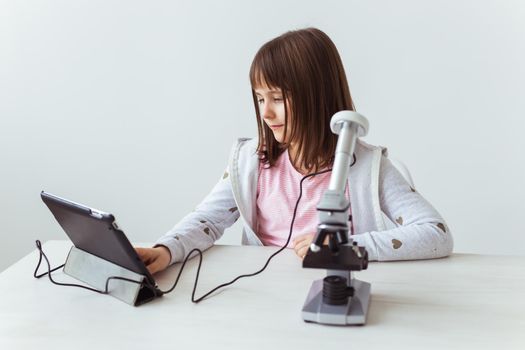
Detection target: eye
<box><xmin>273</xmin><ymin>97</ymin><xmax>283</xmax><ymax>103</ymax></box>
<box><xmin>257</xmin><ymin>98</ymin><xmax>264</xmax><ymax>104</ymax></box>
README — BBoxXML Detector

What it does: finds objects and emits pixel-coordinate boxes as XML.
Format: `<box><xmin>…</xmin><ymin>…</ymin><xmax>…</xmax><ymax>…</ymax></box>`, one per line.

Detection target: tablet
<box><xmin>40</xmin><ymin>191</ymin><xmax>157</xmax><ymax>287</ymax></box>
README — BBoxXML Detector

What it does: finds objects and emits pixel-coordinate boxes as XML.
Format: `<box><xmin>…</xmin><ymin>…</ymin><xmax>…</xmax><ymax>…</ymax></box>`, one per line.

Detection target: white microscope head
<box><xmin>330</xmin><ymin>110</ymin><xmax>369</xmax><ymax>137</ymax></box>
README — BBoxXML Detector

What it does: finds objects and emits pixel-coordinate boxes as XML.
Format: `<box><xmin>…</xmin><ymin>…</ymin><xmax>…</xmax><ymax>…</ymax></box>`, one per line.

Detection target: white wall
<box><xmin>1</xmin><ymin>0</ymin><xmax>524</xmax><ymax>272</ymax></box>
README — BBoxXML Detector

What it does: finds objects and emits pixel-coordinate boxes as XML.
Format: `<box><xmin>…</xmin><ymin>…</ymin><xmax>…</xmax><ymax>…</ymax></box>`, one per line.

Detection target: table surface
<box><xmin>0</xmin><ymin>240</ymin><xmax>524</xmax><ymax>350</ymax></box>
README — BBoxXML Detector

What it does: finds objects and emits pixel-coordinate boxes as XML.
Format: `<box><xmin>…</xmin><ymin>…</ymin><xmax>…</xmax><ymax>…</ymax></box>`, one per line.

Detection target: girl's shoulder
<box><xmin>233</xmin><ymin>137</ymin><xmax>257</xmax><ymax>150</ymax></box>
<box><xmin>233</xmin><ymin>137</ymin><xmax>259</xmax><ymax>159</ymax></box>
<box><xmin>356</xmin><ymin>139</ymin><xmax>388</xmax><ymax>157</ymax></box>
<box><xmin>227</xmin><ymin>137</ymin><xmax>260</xmax><ymax>171</ymax></box>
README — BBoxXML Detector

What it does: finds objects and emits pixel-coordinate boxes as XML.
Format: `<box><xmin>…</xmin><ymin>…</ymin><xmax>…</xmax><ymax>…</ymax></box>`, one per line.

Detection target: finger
<box><xmin>296</xmin><ymin>245</ymin><xmax>310</xmax><ymax>259</ymax></box>
<box><xmin>148</xmin><ymin>254</ymin><xmax>170</xmax><ymax>275</ymax></box>
<box><xmin>295</xmin><ymin>241</ymin><xmax>310</xmax><ymax>257</ymax></box>
<box><xmin>135</xmin><ymin>247</ymin><xmax>147</xmax><ymax>259</ymax></box>
<box><xmin>292</xmin><ymin>235</ymin><xmax>309</xmax><ymax>248</ymax></box>
<box><xmin>293</xmin><ymin>240</ymin><xmax>303</xmax><ymax>255</ymax></box>
<box><xmin>294</xmin><ymin>239</ymin><xmax>311</xmax><ymax>254</ymax></box>
<box><xmin>294</xmin><ymin>242</ymin><xmax>306</xmax><ymax>257</ymax></box>
<box><xmin>146</xmin><ymin>260</ymin><xmax>162</xmax><ymax>275</ymax></box>
<box><xmin>135</xmin><ymin>247</ymin><xmax>155</xmax><ymax>264</ymax></box>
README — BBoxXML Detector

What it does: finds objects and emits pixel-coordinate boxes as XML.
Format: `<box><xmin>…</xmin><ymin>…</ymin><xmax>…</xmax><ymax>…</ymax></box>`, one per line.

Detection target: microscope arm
<box><xmin>309</xmin><ymin>111</ymin><xmax>369</xmax><ymax>253</ymax></box>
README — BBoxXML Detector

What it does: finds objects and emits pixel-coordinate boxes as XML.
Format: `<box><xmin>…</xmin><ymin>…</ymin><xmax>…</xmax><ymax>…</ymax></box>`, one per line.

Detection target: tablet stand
<box><xmin>63</xmin><ymin>246</ymin><xmax>158</xmax><ymax>306</ymax></box>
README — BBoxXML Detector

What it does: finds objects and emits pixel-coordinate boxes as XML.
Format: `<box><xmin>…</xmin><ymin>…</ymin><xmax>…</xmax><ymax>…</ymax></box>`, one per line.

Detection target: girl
<box><xmin>136</xmin><ymin>28</ymin><xmax>453</xmax><ymax>274</ymax></box>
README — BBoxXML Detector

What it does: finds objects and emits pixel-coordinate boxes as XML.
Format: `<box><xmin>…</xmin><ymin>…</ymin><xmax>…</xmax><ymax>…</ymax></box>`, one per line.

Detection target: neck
<box><xmin>288</xmin><ymin>143</ymin><xmax>308</xmax><ymax>175</ymax></box>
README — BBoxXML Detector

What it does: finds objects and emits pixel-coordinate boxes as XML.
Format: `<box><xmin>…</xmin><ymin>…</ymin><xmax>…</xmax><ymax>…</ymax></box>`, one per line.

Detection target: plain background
<box><xmin>1</xmin><ymin>0</ymin><xmax>524</xmax><ymax>272</ymax></box>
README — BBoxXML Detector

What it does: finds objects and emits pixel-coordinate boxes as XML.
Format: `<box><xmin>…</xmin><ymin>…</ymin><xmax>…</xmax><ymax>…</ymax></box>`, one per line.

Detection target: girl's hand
<box><xmin>135</xmin><ymin>246</ymin><xmax>171</xmax><ymax>274</ymax></box>
<box><xmin>292</xmin><ymin>234</ymin><xmax>314</xmax><ymax>259</ymax></box>
<box><xmin>293</xmin><ymin>233</ymin><xmax>330</xmax><ymax>259</ymax></box>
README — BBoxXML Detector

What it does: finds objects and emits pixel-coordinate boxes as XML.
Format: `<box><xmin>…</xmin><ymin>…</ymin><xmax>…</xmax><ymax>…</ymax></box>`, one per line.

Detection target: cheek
<box><xmin>277</xmin><ymin>105</ymin><xmax>287</xmax><ymax>121</ymax></box>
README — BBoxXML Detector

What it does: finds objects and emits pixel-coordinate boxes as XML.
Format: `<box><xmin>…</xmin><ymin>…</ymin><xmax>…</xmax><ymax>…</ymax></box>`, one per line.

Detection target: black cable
<box><xmin>161</xmin><ymin>168</ymin><xmax>334</xmax><ymax>302</ymax></box>
<box><xmin>33</xmin><ymin>240</ymin><xmax>157</xmax><ymax>295</ymax></box>
<box><xmin>34</xmin><ymin>164</ymin><xmax>356</xmax><ymax>303</ymax></box>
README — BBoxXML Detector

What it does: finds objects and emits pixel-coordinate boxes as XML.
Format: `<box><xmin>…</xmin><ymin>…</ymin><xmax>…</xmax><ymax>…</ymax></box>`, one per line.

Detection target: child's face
<box><xmin>254</xmin><ymin>86</ymin><xmax>289</xmax><ymax>143</ymax></box>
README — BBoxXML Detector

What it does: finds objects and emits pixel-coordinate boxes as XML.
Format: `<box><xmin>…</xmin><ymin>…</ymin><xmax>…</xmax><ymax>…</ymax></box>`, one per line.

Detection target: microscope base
<box><xmin>301</xmin><ymin>278</ymin><xmax>371</xmax><ymax>325</ymax></box>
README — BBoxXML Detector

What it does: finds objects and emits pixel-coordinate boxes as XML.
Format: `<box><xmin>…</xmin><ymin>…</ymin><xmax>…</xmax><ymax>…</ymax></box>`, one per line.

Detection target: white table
<box><xmin>0</xmin><ymin>240</ymin><xmax>524</xmax><ymax>349</ymax></box>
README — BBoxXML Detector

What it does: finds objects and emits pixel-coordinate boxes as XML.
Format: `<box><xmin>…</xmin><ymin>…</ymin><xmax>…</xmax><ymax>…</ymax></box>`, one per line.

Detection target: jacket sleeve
<box><xmin>154</xmin><ymin>165</ymin><xmax>240</xmax><ymax>265</ymax></box>
<box><xmin>351</xmin><ymin>156</ymin><xmax>454</xmax><ymax>261</ymax></box>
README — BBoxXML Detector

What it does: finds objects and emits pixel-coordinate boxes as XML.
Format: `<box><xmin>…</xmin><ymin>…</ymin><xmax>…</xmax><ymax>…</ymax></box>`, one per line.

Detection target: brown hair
<box><xmin>249</xmin><ymin>27</ymin><xmax>355</xmax><ymax>174</ymax></box>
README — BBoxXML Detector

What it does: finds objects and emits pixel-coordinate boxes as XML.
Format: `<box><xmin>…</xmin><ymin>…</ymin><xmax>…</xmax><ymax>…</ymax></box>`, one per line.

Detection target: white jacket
<box><xmin>156</xmin><ymin>138</ymin><xmax>453</xmax><ymax>264</ymax></box>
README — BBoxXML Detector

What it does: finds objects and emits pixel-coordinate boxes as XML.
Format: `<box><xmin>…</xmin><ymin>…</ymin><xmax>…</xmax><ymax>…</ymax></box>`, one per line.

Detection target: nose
<box><xmin>260</xmin><ymin>102</ymin><xmax>275</xmax><ymax>121</ymax></box>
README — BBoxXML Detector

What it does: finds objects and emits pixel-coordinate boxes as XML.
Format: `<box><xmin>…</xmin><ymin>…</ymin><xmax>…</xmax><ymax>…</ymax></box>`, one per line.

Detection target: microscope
<box><xmin>302</xmin><ymin>111</ymin><xmax>370</xmax><ymax>325</ymax></box>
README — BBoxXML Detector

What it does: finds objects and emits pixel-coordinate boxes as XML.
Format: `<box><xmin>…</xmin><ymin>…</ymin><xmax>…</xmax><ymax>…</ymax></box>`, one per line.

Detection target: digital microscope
<box><xmin>302</xmin><ymin>110</ymin><xmax>370</xmax><ymax>325</ymax></box>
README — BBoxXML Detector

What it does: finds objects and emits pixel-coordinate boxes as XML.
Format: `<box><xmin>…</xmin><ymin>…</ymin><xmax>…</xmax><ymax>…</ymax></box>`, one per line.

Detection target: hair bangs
<box><xmin>249</xmin><ymin>42</ymin><xmax>290</xmax><ymax>91</ymax></box>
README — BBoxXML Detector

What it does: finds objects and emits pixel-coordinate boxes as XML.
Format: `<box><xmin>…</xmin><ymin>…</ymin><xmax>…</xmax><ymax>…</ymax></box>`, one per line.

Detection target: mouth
<box><xmin>269</xmin><ymin>124</ymin><xmax>283</xmax><ymax>129</ymax></box>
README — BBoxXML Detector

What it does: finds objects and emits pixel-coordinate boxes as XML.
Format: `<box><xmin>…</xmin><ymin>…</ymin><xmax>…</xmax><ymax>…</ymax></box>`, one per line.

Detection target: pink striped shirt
<box><xmin>256</xmin><ymin>149</ymin><xmax>351</xmax><ymax>247</ymax></box>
